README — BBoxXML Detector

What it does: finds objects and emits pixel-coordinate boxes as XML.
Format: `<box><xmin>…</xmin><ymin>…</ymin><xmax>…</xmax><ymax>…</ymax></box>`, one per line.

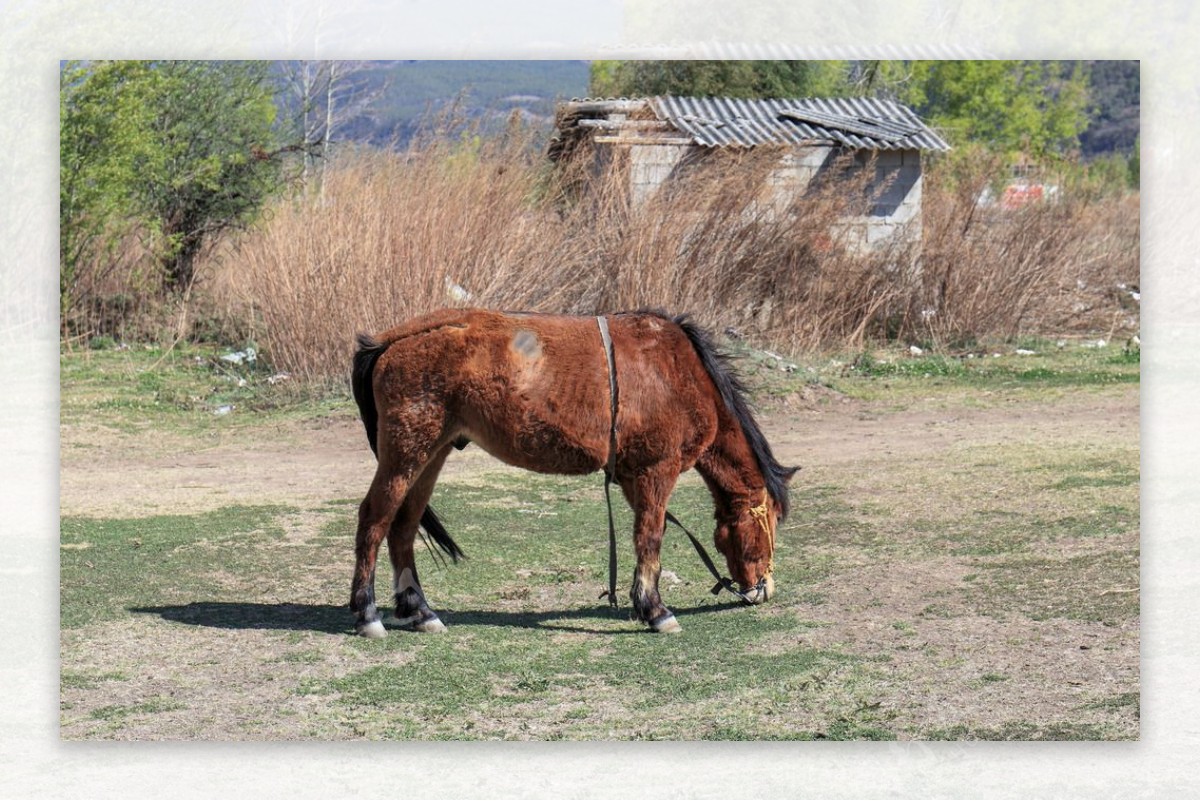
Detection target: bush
<box><xmin>211</xmin><ymin>136</ymin><xmax>1138</xmax><ymax>383</ymax></box>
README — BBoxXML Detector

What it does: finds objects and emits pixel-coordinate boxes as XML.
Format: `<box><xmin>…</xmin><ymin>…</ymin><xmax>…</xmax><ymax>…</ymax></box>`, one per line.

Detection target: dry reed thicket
<box><xmin>919</xmin><ymin>150</ymin><xmax>1140</xmax><ymax>346</ymax></box>
<box><xmin>224</xmin><ymin>134</ymin><xmax>1139</xmax><ymax>382</ymax></box>
<box><xmin>62</xmin><ymin>227</ymin><xmax>176</xmax><ymax>344</ymax></box>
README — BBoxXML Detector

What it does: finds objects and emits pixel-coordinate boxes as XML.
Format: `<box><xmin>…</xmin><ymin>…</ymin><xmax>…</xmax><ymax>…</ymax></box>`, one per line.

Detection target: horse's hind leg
<box><xmin>386</xmin><ymin>444</ymin><xmax>453</xmax><ymax>633</ymax></box>
<box><xmin>351</xmin><ymin>470</ymin><xmax>410</xmax><ymax>638</ymax></box>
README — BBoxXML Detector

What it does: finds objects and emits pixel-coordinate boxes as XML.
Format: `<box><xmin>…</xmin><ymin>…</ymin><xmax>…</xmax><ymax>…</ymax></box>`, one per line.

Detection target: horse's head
<box><xmin>713</xmin><ymin>487</ymin><xmax>786</xmax><ymax>605</ymax></box>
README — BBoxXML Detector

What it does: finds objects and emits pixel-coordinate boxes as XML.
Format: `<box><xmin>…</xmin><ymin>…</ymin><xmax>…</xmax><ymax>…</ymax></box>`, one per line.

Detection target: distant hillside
<box><xmin>328</xmin><ymin>60</ymin><xmax>591</xmax><ymax>147</ymax></box>
<box><xmin>308</xmin><ymin>60</ymin><xmax>1136</xmax><ymax>159</ymax></box>
<box><xmin>1076</xmin><ymin>60</ymin><xmax>1140</xmax><ymax>158</ymax></box>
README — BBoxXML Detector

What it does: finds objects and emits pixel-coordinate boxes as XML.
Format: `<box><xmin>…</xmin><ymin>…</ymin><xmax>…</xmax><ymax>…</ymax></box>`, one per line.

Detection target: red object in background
<box><xmin>1000</xmin><ymin>183</ymin><xmax>1045</xmax><ymax>209</ymax></box>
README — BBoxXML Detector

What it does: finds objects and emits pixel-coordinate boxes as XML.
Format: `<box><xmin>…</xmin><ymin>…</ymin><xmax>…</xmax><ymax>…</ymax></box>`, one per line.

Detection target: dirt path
<box><xmin>60</xmin><ymin>387</ymin><xmax>1137</xmax><ymax>518</ymax></box>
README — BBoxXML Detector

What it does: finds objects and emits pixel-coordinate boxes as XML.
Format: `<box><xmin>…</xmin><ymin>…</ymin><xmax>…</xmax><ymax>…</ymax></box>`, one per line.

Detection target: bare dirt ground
<box><xmin>59</xmin><ymin>386</ymin><xmax>1136</xmax><ymax>519</ymax></box>
<box><xmin>59</xmin><ymin>383</ymin><xmax>1140</xmax><ymax>740</ymax></box>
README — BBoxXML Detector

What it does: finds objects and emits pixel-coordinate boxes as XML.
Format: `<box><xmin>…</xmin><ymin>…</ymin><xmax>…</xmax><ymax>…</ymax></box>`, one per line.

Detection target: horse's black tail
<box><xmin>351</xmin><ymin>333</ymin><xmax>386</xmax><ymax>457</ymax></box>
<box><xmin>351</xmin><ymin>333</ymin><xmax>465</xmax><ymax>563</ymax></box>
<box><xmin>418</xmin><ymin>504</ymin><xmax>465</xmax><ymax>564</ymax></box>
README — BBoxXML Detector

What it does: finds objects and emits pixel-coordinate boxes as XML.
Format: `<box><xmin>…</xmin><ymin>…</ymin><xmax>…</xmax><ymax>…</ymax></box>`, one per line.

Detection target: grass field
<box><xmin>59</xmin><ymin>337</ymin><xmax>1139</xmax><ymax>740</ymax></box>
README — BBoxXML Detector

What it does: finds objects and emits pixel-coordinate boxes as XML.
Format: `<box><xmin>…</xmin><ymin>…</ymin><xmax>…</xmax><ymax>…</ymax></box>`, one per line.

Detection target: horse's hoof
<box><xmin>413</xmin><ymin>616</ymin><xmax>447</xmax><ymax>633</ymax></box>
<box><xmin>387</xmin><ymin>610</ymin><xmax>447</xmax><ymax>633</ymax></box>
<box><xmin>649</xmin><ymin>614</ymin><xmax>682</xmax><ymax>633</ymax></box>
<box><xmin>356</xmin><ymin>619</ymin><xmax>387</xmax><ymax>639</ymax></box>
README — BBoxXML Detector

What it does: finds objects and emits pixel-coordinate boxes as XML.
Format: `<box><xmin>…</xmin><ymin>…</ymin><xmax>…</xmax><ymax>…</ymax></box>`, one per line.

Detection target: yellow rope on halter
<box><xmin>748</xmin><ymin>488</ymin><xmax>775</xmax><ymax>575</ymax></box>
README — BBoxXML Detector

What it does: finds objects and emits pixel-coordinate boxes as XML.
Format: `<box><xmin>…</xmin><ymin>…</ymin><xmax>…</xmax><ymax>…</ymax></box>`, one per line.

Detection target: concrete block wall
<box><xmin>623</xmin><ymin>141</ymin><xmax>923</xmax><ymax>255</ymax></box>
<box><xmin>848</xmin><ymin>149</ymin><xmax>923</xmax><ymax>252</ymax></box>
<box><xmin>629</xmin><ymin>144</ymin><xmax>688</xmax><ymax>208</ymax></box>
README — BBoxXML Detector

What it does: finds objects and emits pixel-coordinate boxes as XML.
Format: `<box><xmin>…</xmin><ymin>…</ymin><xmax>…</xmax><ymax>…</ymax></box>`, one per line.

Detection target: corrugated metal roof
<box><xmin>649</xmin><ymin>96</ymin><xmax>951</xmax><ymax>151</ymax></box>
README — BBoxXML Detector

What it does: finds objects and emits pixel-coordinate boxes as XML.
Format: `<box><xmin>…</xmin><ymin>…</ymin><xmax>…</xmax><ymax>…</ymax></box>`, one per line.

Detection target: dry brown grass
<box><xmin>919</xmin><ymin>152</ymin><xmax>1141</xmax><ymax>346</ymax></box>
<box><xmin>207</xmin><ymin>134</ymin><xmax>1138</xmax><ymax>381</ymax></box>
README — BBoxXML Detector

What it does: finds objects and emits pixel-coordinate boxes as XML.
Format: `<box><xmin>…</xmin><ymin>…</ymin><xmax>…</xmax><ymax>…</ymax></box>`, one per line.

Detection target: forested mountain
<box><xmin>1075</xmin><ymin>60</ymin><xmax>1140</xmax><ymax>157</ymax></box>
<box><xmin>288</xmin><ymin>60</ymin><xmax>590</xmax><ymax>148</ymax></box>
<box><xmin>303</xmin><ymin>60</ymin><xmax>1137</xmax><ymax>159</ymax></box>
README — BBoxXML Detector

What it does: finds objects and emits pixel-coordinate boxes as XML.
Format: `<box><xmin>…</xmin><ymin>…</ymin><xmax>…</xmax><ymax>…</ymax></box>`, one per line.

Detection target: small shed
<box><xmin>549</xmin><ymin>95</ymin><xmax>951</xmax><ymax>251</ymax></box>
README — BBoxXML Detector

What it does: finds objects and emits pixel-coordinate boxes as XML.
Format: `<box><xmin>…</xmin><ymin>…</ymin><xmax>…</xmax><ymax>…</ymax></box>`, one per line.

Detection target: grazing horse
<box><xmin>349</xmin><ymin>308</ymin><xmax>797</xmax><ymax>637</ymax></box>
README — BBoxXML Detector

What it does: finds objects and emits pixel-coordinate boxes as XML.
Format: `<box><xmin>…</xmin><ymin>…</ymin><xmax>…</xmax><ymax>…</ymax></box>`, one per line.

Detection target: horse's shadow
<box><xmin>130</xmin><ymin>599</ymin><xmax>743</xmax><ymax>636</ymax></box>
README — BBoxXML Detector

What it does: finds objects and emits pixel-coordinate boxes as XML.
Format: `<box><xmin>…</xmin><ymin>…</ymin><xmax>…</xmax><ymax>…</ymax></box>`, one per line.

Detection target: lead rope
<box><xmin>596</xmin><ymin>315</ymin><xmax>621</xmax><ymax>610</ymax></box>
<box><xmin>665</xmin><ymin>489</ymin><xmax>772</xmax><ymax>604</ymax></box>
<box><xmin>594</xmin><ymin>315</ymin><xmax>766</xmax><ymax>609</ymax></box>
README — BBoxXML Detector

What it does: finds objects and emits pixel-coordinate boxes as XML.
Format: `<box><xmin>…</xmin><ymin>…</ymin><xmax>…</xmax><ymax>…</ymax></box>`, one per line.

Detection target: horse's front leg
<box><xmin>621</xmin><ymin>469</ymin><xmax>682</xmax><ymax>634</ymax></box>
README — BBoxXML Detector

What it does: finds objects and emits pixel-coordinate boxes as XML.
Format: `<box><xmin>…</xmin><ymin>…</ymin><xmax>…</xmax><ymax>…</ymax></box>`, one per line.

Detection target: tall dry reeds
<box><xmin>231</xmin><ymin>136</ymin><xmax>600</xmax><ymax>379</ymax></box>
<box><xmin>222</xmin><ymin>133</ymin><xmax>1139</xmax><ymax>382</ymax></box>
<box><xmin>917</xmin><ymin>152</ymin><xmax>1140</xmax><ymax>346</ymax></box>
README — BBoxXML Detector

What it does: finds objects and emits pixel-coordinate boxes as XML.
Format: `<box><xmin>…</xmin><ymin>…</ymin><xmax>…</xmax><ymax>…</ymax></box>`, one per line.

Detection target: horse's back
<box><xmin>368</xmin><ymin>309</ymin><xmax>612</xmax><ymax>473</ymax></box>
<box><xmin>366</xmin><ymin>308</ymin><xmax>720</xmax><ymax>476</ymax></box>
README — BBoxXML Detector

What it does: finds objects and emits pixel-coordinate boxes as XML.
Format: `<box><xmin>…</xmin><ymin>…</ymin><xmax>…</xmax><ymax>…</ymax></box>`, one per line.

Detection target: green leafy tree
<box><xmin>903</xmin><ymin>61</ymin><xmax>1090</xmax><ymax>160</ymax></box>
<box><xmin>59</xmin><ymin>60</ymin><xmax>159</xmax><ymax>309</ymax></box>
<box><xmin>60</xmin><ymin>60</ymin><xmax>284</xmax><ymax>299</ymax></box>
<box><xmin>137</xmin><ymin>61</ymin><xmax>283</xmax><ymax>291</ymax></box>
<box><xmin>589</xmin><ymin>60</ymin><xmax>849</xmax><ymax>99</ymax></box>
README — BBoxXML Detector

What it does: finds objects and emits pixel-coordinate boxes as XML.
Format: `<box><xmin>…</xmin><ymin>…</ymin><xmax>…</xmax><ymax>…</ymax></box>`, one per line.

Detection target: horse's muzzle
<box><xmin>740</xmin><ymin>573</ymin><xmax>775</xmax><ymax>605</ymax></box>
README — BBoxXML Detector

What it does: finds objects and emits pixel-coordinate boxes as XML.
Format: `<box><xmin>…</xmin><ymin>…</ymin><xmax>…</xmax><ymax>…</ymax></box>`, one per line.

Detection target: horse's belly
<box><xmin>466</xmin><ymin>419</ymin><xmax>607</xmax><ymax>476</ymax></box>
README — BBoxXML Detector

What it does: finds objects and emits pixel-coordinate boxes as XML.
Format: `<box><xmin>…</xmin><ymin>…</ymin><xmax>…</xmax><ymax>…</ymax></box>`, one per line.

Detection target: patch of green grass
<box><xmin>925</xmin><ymin>503</ymin><xmax>1137</xmax><ymax>558</ymax></box>
<box><xmin>60</xmin><ymin>343</ymin><xmax>349</xmax><ymax>434</ymax></box>
<box><xmin>298</xmin><ymin>610</ymin><xmax>855</xmax><ymax>739</ymax></box>
<box><xmin>964</xmin><ymin>550</ymin><xmax>1139</xmax><ymax>624</ymax></box>
<box><xmin>277</xmin><ymin>650</ymin><xmax>325</xmax><ymax>665</ymax></box>
<box><xmin>740</xmin><ymin>340</ymin><xmax>1139</xmax><ymax>408</ymax></box>
<box><xmin>1035</xmin><ymin>506</ymin><xmax>1139</xmax><ymax>539</ymax></box>
<box><xmin>1049</xmin><ymin>473</ymin><xmax>1139</xmax><ymax>491</ymax></box>
<box><xmin>60</xmin><ymin>504</ymin><xmax>297</xmax><ymax>628</ymax></box>
<box><xmin>850</xmin><ymin>352</ymin><xmax>967</xmax><ymax>379</ymax></box>
<box><xmin>924</xmin><ymin>720</ymin><xmax>1125</xmax><ymax>741</ymax></box>
<box><xmin>61</xmin><ymin>671</ymin><xmax>127</xmax><ymax>690</ymax></box>
<box><xmin>823</xmin><ymin>718</ymin><xmax>897</xmax><ymax>741</ymax></box>
<box><xmin>1082</xmin><ymin>691</ymin><xmax>1140</xmax><ymax>716</ymax></box>
<box><xmin>1044</xmin><ymin>459</ymin><xmax>1140</xmax><ymax>491</ymax></box>
<box><xmin>88</xmin><ymin>697</ymin><xmax>185</xmax><ymax>722</ymax></box>
<box><xmin>1108</xmin><ymin>346</ymin><xmax>1140</xmax><ymax>365</ymax></box>
<box><xmin>785</xmin><ymin>484</ymin><xmax>884</xmax><ymax>556</ymax></box>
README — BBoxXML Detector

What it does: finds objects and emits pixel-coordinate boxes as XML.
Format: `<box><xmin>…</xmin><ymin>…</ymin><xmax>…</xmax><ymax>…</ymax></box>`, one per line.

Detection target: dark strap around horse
<box><xmin>596</xmin><ymin>315</ymin><xmax>620</xmax><ymax>609</ymax></box>
<box><xmin>594</xmin><ymin>314</ymin><xmax>752</xmax><ymax>608</ymax></box>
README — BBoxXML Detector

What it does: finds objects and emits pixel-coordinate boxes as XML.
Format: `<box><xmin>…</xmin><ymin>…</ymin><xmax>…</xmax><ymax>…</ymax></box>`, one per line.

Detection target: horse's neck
<box><xmin>696</xmin><ymin>419</ymin><xmax>762</xmax><ymax>514</ymax></box>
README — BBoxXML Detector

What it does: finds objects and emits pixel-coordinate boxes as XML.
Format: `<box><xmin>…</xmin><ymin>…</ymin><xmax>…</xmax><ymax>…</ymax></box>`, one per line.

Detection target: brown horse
<box><xmin>349</xmin><ymin>308</ymin><xmax>797</xmax><ymax>637</ymax></box>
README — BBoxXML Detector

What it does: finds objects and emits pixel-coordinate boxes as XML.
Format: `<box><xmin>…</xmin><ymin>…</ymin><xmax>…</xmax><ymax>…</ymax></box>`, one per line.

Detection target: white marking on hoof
<box><xmin>764</xmin><ymin>574</ymin><xmax>775</xmax><ymax>601</ymax></box>
<box><xmin>651</xmin><ymin>615</ymin><xmax>682</xmax><ymax>633</ymax></box>
<box><xmin>413</xmin><ymin>617</ymin><xmax>447</xmax><ymax>633</ymax></box>
<box><xmin>357</xmin><ymin>619</ymin><xmax>387</xmax><ymax>639</ymax></box>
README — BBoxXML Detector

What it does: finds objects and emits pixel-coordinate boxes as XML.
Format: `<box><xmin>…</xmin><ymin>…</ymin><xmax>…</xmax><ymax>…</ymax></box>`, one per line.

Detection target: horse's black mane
<box><xmin>637</xmin><ymin>310</ymin><xmax>798</xmax><ymax>519</ymax></box>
